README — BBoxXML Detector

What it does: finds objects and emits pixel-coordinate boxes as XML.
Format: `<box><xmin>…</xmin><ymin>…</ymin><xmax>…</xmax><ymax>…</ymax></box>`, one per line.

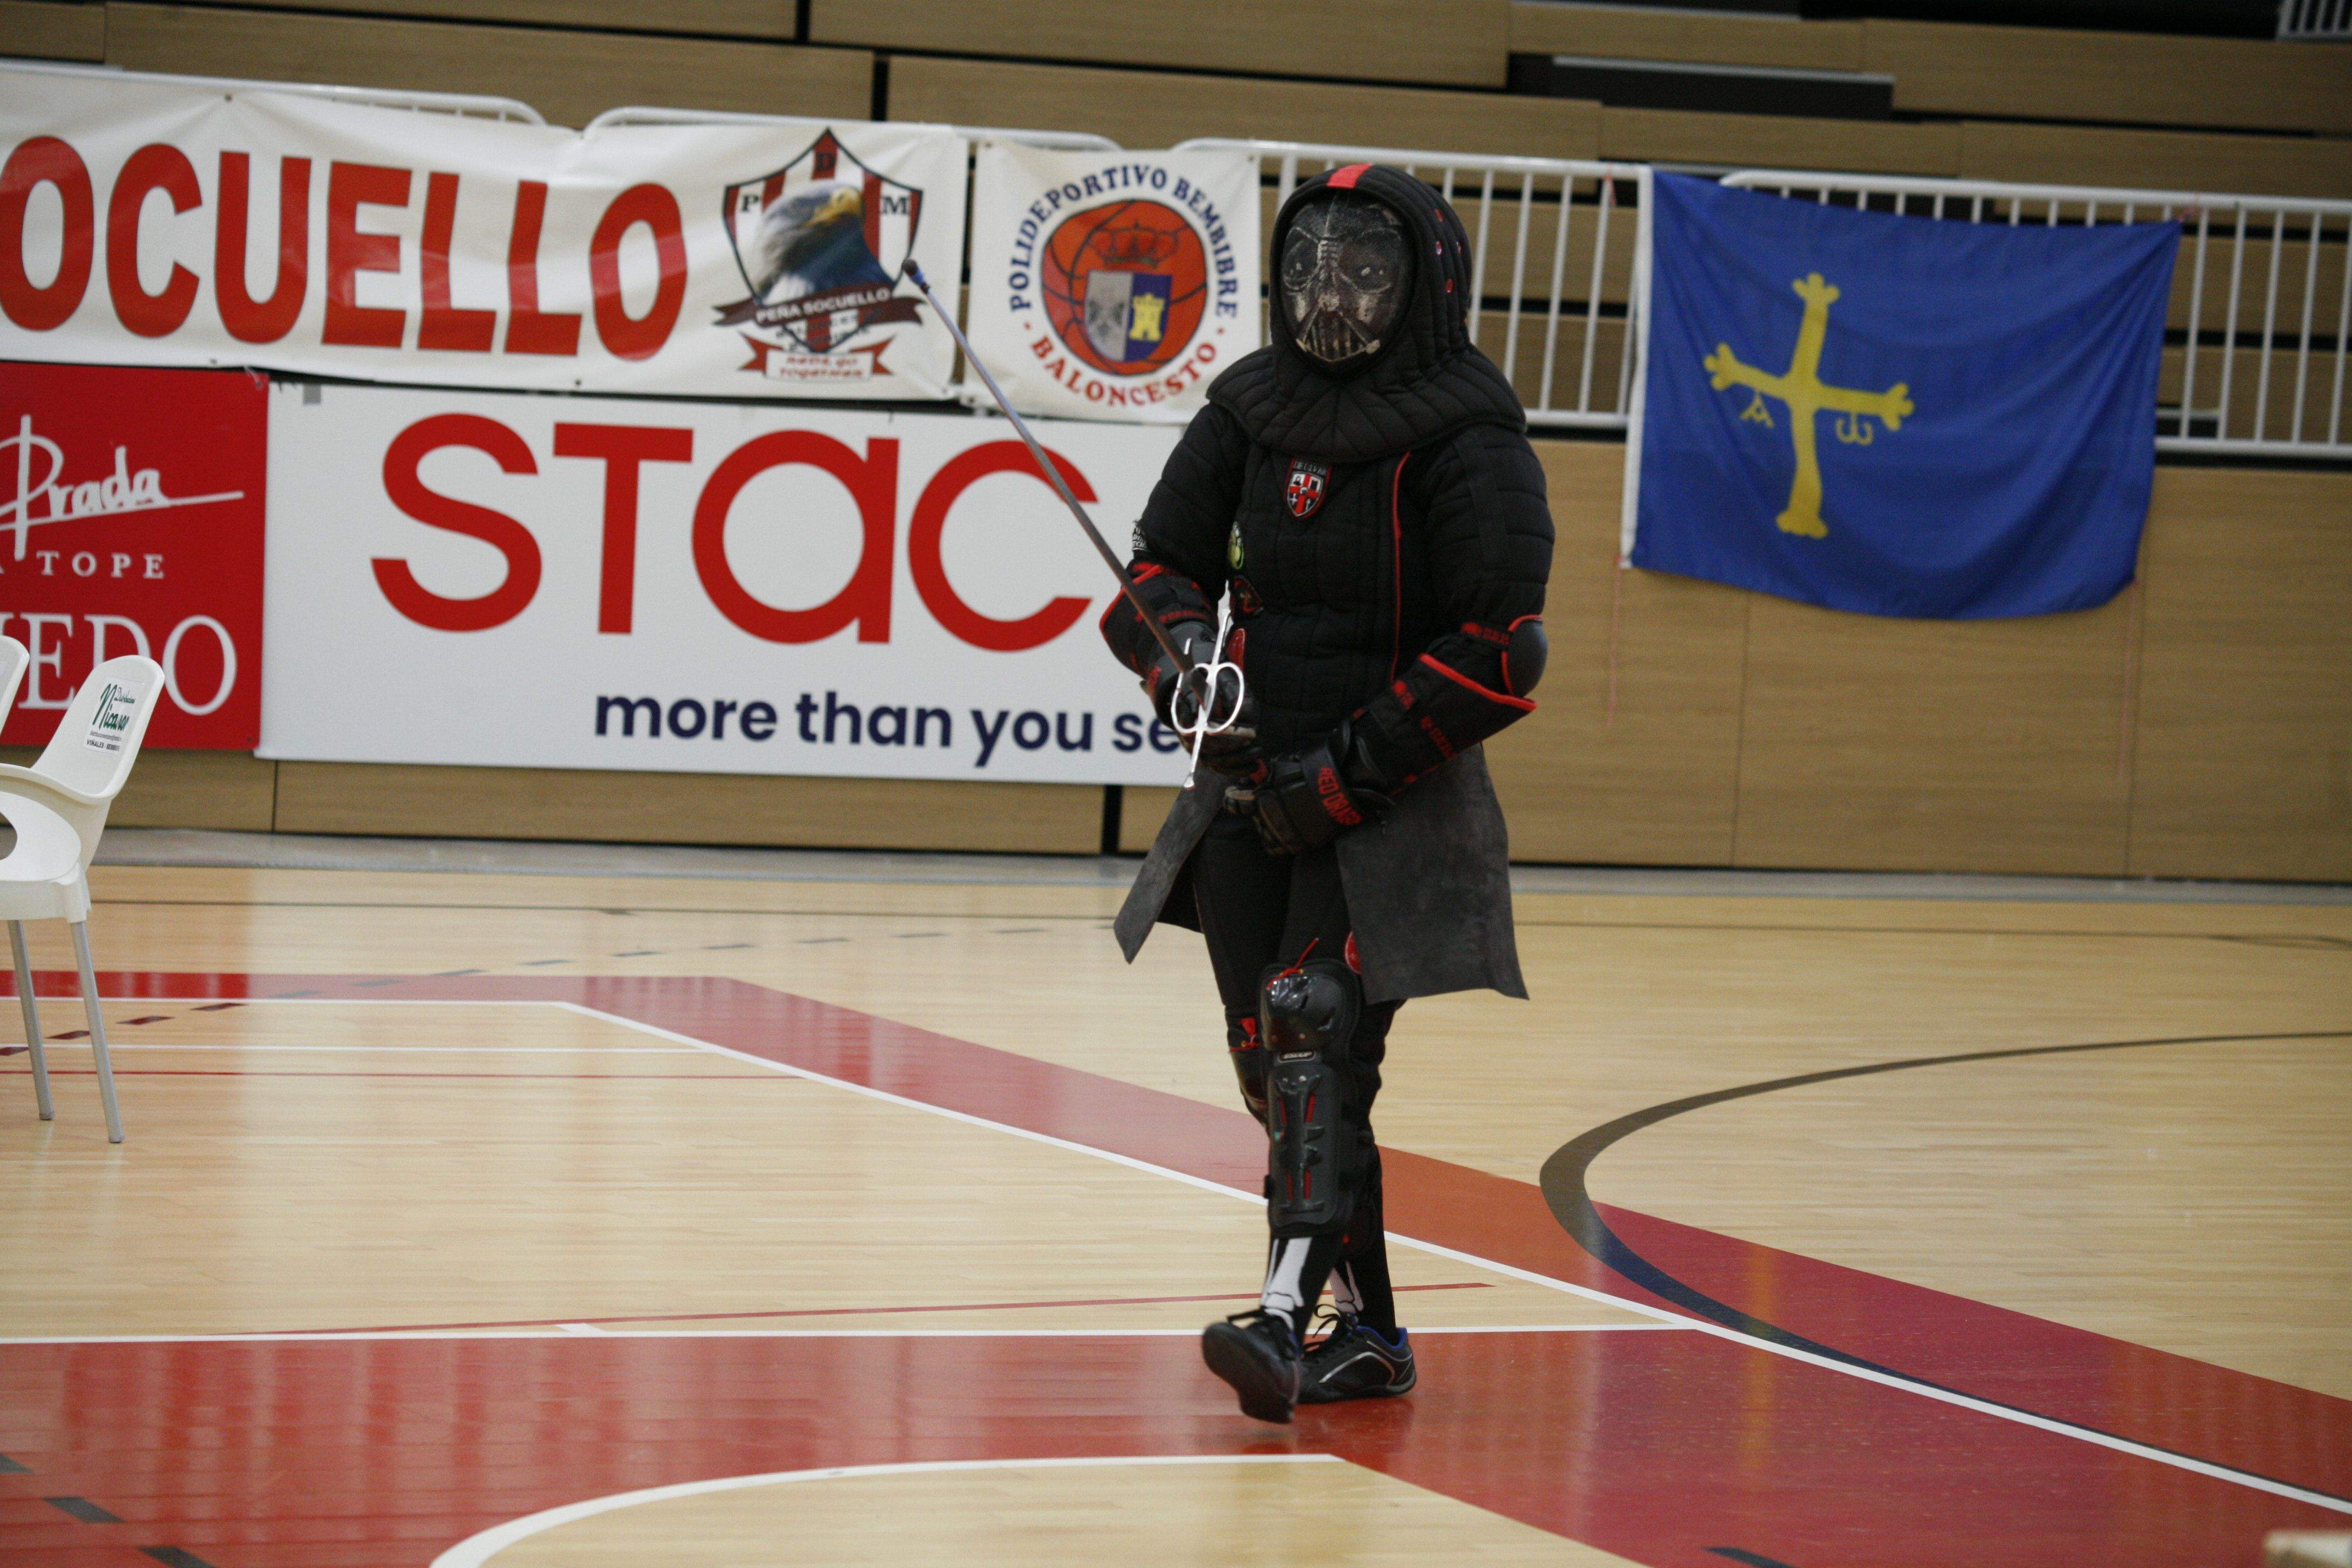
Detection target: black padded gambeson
<box><xmin>1109</xmin><ymin>164</ymin><xmax>1551</xmax><ymax>1005</ymax></box>
<box><xmin>1104</xmin><ymin>163</ymin><xmax>1554</xmax><ymax>776</ymax></box>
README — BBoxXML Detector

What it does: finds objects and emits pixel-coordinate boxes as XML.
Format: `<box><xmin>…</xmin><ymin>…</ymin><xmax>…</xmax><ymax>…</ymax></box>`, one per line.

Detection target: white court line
<box><xmin>17</xmin><ymin>993</ymin><xmax>2349</xmax><ymax>1516</ymax></box>
<box><xmin>430</xmin><ymin>1454</ymin><xmax>1343</xmax><ymax>1568</ymax></box>
<box><xmin>0</xmin><ymin>1323</ymin><xmax>1686</xmax><ymax>1346</ymax></box>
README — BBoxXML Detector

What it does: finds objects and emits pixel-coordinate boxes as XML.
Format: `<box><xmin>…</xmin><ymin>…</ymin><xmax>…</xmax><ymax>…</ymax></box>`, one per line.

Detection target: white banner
<box><xmin>0</xmin><ymin>67</ymin><xmax>966</xmax><ymax>398</ymax></box>
<box><xmin>261</xmin><ymin>382</ymin><xmax>1200</xmax><ymax>785</ymax></box>
<box><xmin>964</xmin><ymin>142</ymin><xmax>1259</xmax><ymax>422</ymax></box>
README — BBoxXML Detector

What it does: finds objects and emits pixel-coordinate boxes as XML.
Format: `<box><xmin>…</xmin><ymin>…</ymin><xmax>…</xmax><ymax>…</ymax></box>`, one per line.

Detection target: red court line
<box><xmin>4</xmin><ymin>966</ymin><xmax>2347</xmax><ymax>1568</ymax></box>
<box><xmin>3</xmin><ymin>1068</ymin><xmax>786</xmax><ymax>1080</ymax></box>
<box><xmin>1</xmin><ymin>1333</ymin><xmax>2337</xmax><ymax>1568</ymax></box>
<box><xmin>272</xmin><ymin>1281</ymin><xmax>1496</xmax><ymax>1338</ymax></box>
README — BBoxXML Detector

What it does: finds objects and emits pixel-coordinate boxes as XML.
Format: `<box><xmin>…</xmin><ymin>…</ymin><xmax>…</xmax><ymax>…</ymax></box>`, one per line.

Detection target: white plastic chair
<box><xmin>0</xmin><ymin>656</ymin><xmax>166</xmax><ymax>1143</ymax></box>
<box><xmin>0</xmin><ymin>637</ymin><xmax>26</xmax><ymax>723</ymax></box>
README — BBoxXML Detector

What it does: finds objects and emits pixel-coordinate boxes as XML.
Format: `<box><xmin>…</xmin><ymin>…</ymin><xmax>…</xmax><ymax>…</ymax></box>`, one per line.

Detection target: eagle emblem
<box><xmin>716</xmin><ymin>130</ymin><xmax>923</xmax><ymax>357</ymax></box>
<box><xmin>1286</xmin><ymin>458</ymin><xmax>1328</xmax><ymax>519</ymax></box>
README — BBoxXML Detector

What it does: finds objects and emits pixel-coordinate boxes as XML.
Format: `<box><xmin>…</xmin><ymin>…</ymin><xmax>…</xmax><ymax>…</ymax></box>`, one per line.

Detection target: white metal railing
<box><xmin>2277</xmin><ymin>0</ymin><xmax>2352</xmax><ymax>38</ymax></box>
<box><xmin>3</xmin><ymin>59</ymin><xmax>544</xmax><ymax>123</ymax></box>
<box><xmin>584</xmin><ymin>105</ymin><xmax>1115</xmax><ymax>151</ymax></box>
<box><xmin>1179</xmin><ymin>138</ymin><xmax>1653</xmax><ymax>430</ymax></box>
<box><xmin>1723</xmin><ymin>170</ymin><xmax>2352</xmax><ymax>458</ymax></box>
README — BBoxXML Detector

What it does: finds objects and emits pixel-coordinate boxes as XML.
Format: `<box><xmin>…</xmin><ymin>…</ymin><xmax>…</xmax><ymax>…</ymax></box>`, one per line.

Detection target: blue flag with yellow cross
<box><xmin>1629</xmin><ymin>173</ymin><xmax>2176</xmax><ymax>619</ymax></box>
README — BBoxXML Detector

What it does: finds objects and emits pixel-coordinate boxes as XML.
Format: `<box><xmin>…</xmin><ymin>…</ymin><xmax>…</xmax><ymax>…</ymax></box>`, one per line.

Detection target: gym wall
<box><xmin>3</xmin><ymin>0</ymin><xmax>2346</xmax><ymax>880</ymax></box>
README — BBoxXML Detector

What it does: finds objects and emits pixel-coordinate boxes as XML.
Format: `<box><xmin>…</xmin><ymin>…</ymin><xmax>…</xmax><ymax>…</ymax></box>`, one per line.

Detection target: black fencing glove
<box><xmin>1243</xmin><ymin>720</ymin><xmax>1394</xmax><ymax>857</ymax></box>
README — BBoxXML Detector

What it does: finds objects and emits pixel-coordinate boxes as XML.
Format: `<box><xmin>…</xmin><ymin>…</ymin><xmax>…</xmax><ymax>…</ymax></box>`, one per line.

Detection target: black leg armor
<box><xmin>1260</xmin><ymin>957</ymin><xmax>1364</xmax><ymax>1238</ymax></box>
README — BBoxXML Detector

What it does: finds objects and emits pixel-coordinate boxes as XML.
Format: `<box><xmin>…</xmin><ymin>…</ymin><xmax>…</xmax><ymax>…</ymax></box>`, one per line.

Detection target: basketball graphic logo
<box><xmin>1040</xmin><ymin>200</ymin><xmax>1209</xmax><ymax>377</ymax></box>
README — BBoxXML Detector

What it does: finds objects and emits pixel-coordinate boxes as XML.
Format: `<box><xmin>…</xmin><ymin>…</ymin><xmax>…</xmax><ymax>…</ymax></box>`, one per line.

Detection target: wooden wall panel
<box><xmin>1599</xmin><ymin>107</ymin><xmax>1961</xmax><ymax>177</ymax></box>
<box><xmin>1</xmin><ymin>748</ymin><xmax>277</xmax><ymax>831</ymax></box>
<box><xmin>1</xmin><ymin>0</ymin><xmax>102</xmax><ymax>59</ymax></box>
<box><xmin>2127</xmin><ymin>466</ymin><xmax>2352</xmax><ymax>882</ymax></box>
<box><xmin>1118</xmin><ymin>785</ymin><xmax>1180</xmax><ymax>855</ymax></box>
<box><xmin>1732</xmin><ymin>593</ymin><xmax>2137</xmax><ymax>876</ymax></box>
<box><xmin>821</xmin><ymin>0</ymin><xmax>1509</xmax><ymax>90</ymax></box>
<box><xmin>1485</xmin><ymin>440</ymin><xmax>1749</xmax><ymax>865</ymax></box>
<box><xmin>1959</xmin><ymin>121</ymin><xmax>2352</xmax><ymax>203</ymax></box>
<box><xmin>2160</xmin><ymin>346</ymin><xmax>2349</xmax><ymax>446</ymax></box>
<box><xmin>152</xmin><ymin>0</ymin><xmax>791</xmax><ymax>39</ymax></box>
<box><xmin>2167</xmin><ymin>231</ymin><xmax>2347</xmax><ymax>338</ymax></box>
<box><xmin>1511</xmin><ymin>2</ymin><xmax>1863</xmax><ymax>74</ymax></box>
<box><xmin>273</xmin><ymin>762</ymin><xmax>1104</xmax><ymax>853</ymax></box>
<box><xmin>1866</xmin><ymin>19</ymin><xmax>2352</xmax><ymax>138</ymax></box>
<box><xmin>887</xmin><ymin>56</ymin><xmax>1599</xmax><ymax>161</ymax></box>
<box><xmin>1475</xmin><ymin>313</ymin><xmax>1630</xmax><ymax>419</ymax></box>
<box><xmin>104</xmin><ymin>4</ymin><xmax>871</xmax><ymax>128</ymax></box>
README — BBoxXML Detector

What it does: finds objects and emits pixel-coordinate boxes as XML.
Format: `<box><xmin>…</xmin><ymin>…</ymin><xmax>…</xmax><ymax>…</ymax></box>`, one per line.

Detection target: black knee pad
<box><xmin>1259</xmin><ymin>957</ymin><xmax>1364</xmax><ymax>1237</ymax></box>
<box><xmin>1226</xmin><ymin>1014</ymin><xmax>1269</xmax><ymax>1127</ymax></box>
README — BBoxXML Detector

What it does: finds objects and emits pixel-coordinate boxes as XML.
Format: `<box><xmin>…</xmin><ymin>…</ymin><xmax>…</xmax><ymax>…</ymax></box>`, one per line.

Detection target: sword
<box><xmin>903</xmin><ymin>261</ymin><xmax>1245</xmax><ymax>764</ymax></box>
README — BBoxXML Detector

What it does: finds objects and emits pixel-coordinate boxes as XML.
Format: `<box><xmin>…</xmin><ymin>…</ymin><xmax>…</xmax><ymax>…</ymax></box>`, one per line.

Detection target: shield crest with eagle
<box><xmin>716</xmin><ymin>130</ymin><xmax>923</xmax><ymax>354</ymax></box>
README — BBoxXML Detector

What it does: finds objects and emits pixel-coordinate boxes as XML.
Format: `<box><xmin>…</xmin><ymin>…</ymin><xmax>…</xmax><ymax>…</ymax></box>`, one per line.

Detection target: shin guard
<box><xmin>1260</xmin><ymin>957</ymin><xmax>1362</xmax><ymax>1237</ymax></box>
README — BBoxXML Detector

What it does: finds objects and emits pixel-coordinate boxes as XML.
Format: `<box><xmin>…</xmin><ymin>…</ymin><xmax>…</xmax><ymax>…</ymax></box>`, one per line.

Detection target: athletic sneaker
<box><xmin>1299</xmin><ymin>1311</ymin><xmax>1416</xmax><ymax>1403</ymax></box>
<box><xmin>1201</xmin><ymin>1308</ymin><xmax>1303</xmax><ymax>1424</ymax></box>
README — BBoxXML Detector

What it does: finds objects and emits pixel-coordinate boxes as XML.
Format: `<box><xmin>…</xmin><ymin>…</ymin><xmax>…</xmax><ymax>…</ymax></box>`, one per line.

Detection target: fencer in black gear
<box><xmin>1101</xmin><ymin>165</ymin><xmax>1553</xmax><ymax>1425</ymax></box>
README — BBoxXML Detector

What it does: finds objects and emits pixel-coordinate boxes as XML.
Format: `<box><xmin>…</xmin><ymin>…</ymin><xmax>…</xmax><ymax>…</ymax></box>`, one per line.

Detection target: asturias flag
<box><xmin>1629</xmin><ymin>173</ymin><xmax>2176</xmax><ymax>618</ymax></box>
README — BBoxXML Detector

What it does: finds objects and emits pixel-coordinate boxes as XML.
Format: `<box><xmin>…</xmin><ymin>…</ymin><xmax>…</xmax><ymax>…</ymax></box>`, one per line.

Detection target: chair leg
<box><xmin>70</xmin><ymin>922</ymin><xmax>121</xmax><ymax>1145</ymax></box>
<box><xmin>9</xmin><ymin>921</ymin><xmax>50</xmax><ymax>1122</ymax></box>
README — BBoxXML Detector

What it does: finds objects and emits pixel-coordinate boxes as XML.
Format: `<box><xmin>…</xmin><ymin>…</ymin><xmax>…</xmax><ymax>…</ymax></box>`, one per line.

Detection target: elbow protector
<box><xmin>1503</xmin><ymin>614</ymin><xmax>1546</xmax><ymax>699</ymax></box>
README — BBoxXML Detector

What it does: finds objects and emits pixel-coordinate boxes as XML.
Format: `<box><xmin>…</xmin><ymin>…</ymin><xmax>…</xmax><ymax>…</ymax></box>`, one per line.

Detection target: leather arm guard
<box><xmin>1349</xmin><ymin>615</ymin><xmax>1546</xmax><ymax>790</ymax></box>
<box><xmin>1098</xmin><ymin>559</ymin><xmax>1215</xmax><ymax>681</ymax></box>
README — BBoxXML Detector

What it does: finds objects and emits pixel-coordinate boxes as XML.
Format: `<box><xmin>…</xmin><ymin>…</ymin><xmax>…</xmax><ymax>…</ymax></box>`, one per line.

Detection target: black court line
<box><xmin>1710</xmin><ymin>1550</ymin><xmax>1803</xmax><ymax>1568</ymax></box>
<box><xmin>1538</xmin><ymin>1026</ymin><xmax>2352</xmax><ymax>1502</ymax></box>
<box><xmin>0</xmin><ymin>1452</ymin><xmax>25</xmax><ymax>1473</ymax></box>
<box><xmin>45</xmin><ymin>1495</ymin><xmax>122</xmax><ymax>1522</ymax></box>
<box><xmin>143</xmin><ymin>1549</ymin><xmax>220</xmax><ymax>1568</ymax></box>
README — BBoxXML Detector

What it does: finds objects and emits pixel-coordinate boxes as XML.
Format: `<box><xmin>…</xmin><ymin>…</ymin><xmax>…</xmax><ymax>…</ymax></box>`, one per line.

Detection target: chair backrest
<box><xmin>0</xmin><ymin>637</ymin><xmax>26</xmax><ymax>728</ymax></box>
<box><xmin>32</xmin><ymin>656</ymin><xmax>166</xmax><ymax>802</ymax></box>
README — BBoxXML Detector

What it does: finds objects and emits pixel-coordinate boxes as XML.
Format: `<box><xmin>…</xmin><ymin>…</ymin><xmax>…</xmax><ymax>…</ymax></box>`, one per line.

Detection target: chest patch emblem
<box><xmin>1286</xmin><ymin>458</ymin><xmax>1329</xmax><ymax>519</ymax></box>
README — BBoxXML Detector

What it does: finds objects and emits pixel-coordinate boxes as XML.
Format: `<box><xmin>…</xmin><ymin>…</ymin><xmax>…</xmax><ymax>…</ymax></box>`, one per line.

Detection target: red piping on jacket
<box><xmin>1419</xmin><ymin>652</ymin><xmax>1536</xmax><ymax>711</ymax></box>
<box><xmin>1388</xmin><ymin>453</ymin><xmax>1409</xmax><ymax>680</ymax></box>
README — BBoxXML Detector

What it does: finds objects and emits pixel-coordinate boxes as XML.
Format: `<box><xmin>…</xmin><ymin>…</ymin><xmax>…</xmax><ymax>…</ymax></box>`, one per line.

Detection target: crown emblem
<box><xmin>1089</xmin><ymin>222</ymin><xmax>1182</xmax><ymax>268</ymax></box>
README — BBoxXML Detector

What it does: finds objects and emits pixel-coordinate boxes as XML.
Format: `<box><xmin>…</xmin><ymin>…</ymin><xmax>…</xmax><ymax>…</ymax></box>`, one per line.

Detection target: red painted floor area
<box><xmin>3</xmin><ymin>969</ymin><xmax>2346</xmax><ymax>1567</ymax></box>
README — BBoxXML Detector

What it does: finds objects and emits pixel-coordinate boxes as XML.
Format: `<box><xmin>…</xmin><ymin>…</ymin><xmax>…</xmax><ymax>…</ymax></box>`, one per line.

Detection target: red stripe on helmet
<box><xmin>1327</xmin><ymin>164</ymin><xmax>1371</xmax><ymax>190</ymax></box>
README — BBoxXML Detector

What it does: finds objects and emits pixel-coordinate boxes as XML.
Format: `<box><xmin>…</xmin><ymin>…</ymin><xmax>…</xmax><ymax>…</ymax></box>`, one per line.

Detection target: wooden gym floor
<box><xmin>1</xmin><ymin>832</ymin><xmax>2347</xmax><ymax>1566</ymax></box>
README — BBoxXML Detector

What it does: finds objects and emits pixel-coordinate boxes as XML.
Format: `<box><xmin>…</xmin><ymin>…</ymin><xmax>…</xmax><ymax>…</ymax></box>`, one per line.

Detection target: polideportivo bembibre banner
<box><xmin>0</xmin><ymin>67</ymin><xmax>967</xmax><ymax>400</ymax></box>
<box><xmin>963</xmin><ymin>142</ymin><xmax>1259</xmax><ymax>422</ymax></box>
<box><xmin>261</xmin><ymin>381</ymin><xmax>1202</xmax><ymax>785</ymax></box>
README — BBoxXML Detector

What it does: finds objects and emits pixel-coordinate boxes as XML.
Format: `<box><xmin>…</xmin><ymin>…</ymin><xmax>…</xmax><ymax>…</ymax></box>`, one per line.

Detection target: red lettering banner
<box><xmin>0</xmin><ymin>360</ymin><xmax>265</xmax><ymax>748</ymax></box>
<box><xmin>0</xmin><ymin>67</ymin><xmax>967</xmax><ymax>402</ymax></box>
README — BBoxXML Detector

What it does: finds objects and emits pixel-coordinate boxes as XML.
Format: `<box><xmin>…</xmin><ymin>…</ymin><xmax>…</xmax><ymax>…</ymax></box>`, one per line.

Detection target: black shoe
<box><xmin>1201</xmin><ymin>1308</ymin><xmax>1302</xmax><ymax>1424</ymax></box>
<box><xmin>1299</xmin><ymin>1312</ymin><xmax>1416</xmax><ymax>1404</ymax></box>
